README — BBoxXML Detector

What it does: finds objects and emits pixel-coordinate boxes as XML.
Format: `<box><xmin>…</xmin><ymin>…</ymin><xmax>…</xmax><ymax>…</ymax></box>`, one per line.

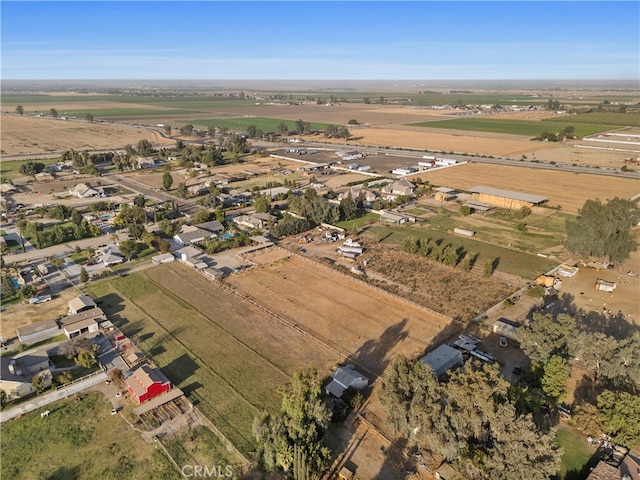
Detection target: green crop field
<box><xmin>85</xmin><ymin>263</ymin><xmax>337</xmax><ymax>457</ymax></box>
<box><xmin>1</xmin><ymin>392</ymin><xmax>179</xmax><ymax>479</ymax></box>
<box><xmin>53</xmin><ymin>108</ymin><xmax>201</xmax><ymax>118</ymax></box>
<box><xmin>556</xmin><ymin>423</ymin><xmax>598</xmax><ymax>480</ymax></box>
<box><xmin>407</xmin><ymin>118</ymin><xmax>618</xmax><ymax>137</ymax></box>
<box><xmin>185</xmin><ymin>116</ymin><xmax>330</xmax><ymax>132</ymax></box>
<box><xmin>548</xmin><ymin>112</ymin><xmax>640</xmax><ymax>127</ymax></box>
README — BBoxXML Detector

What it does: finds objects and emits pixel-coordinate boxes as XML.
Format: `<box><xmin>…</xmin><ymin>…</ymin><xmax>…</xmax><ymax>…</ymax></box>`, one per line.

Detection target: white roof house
<box><xmin>325</xmin><ymin>365</ymin><xmax>369</xmax><ymax>398</ymax></box>
<box><xmin>420</xmin><ymin>344</ymin><xmax>463</xmax><ymax>377</ymax></box>
<box><xmin>68</xmin><ymin>295</ymin><xmax>97</xmax><ymax>315</ymax></box>
<box><xmin>69</xmin><ymin>183</ymin><xmax>101</xmax><ymax>198</ymax></box>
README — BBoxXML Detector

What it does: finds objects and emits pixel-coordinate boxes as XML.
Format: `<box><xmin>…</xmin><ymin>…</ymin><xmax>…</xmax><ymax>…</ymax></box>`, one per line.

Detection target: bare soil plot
<box><xmin>225</xmin><ymin>254</ymin><xmax>452</xmax><ymax>376</ymax></box>
<box><xmin>420</xmin><ymin>162</ymin><xmax>640</xmax><ymax>213</ymax></box>
<box><xmin>0</xmin><ymin>114</ymin><xmax>173</xmax><ymax>157</ymax></box>
<box><xmin>364</xmin><ymin>244</ymin><xmax>521</xmax><ymax>321</ymax></box>
<box><xmin>0</xmin><ymin>288</ymin><xmax>77</xmax><ymax>339</ymax></box>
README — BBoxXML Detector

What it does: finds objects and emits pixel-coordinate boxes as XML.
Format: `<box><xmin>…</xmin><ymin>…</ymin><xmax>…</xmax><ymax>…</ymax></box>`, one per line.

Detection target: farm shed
<box><xmin>380</xmin><ymin>210</ymin><xmax>416</xmax><ymax>225</ymax></box>
<box><xmin>453</xmin><ymin>227</ymin><xmax>475</xmax><ymax>237</ymax></box>
<box><xmin>469</xmin><ymin>186</ymin><xmax>547</xmax><ymax>210</ymax></box>
<box><xmin>61</xmin><ymin>317</ymin><xmax>100</xmax><ymax>339</ymax></box>
<box><xmin>595</xmin><ymin>279</ymin><xmax>617</xmax><ymax>292</ymax></box>
<box><xmin>126</xmin><ymin>365</ymin><xmax>172</xmax><ymax>404</ymax></box>
<box><xmin>68</xmin><ymin>295</ymin><xmax>97</xmax><ymax>315</ymax></box>
<box><xmin>420</xmin><ymin>344</ymin><xmax>463</xmax><ymax>377</ymax></box>
<box><xmin>0</xmin><ymin>353</ymin><xmax>52</xmax><ymax>400</ymax></box>
<box><xmin>325</xmin><ymin>365</ymin><xmax>369</xmax><ymax>398</ymax></box>
<box><xmin>492</xmin><ymin>319</ymin><xmax>520</xmax><ymax>341</ymax></box>
<box><xmin>16</xmin><ymin>319</ymin><xmax>60</xmax><ymax>345</ymax></box>
<box><xmin>558</xmin><ymin>264</ymin><xmax>579</xmax><ymax>278</ymax></box>
<box><xmin>152</xmin><ymin>253</ymin><xmax>175</xmax><ymax>265</ymax></box>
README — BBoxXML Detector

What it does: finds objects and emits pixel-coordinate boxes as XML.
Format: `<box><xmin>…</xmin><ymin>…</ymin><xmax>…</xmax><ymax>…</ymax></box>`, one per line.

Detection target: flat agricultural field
<box><xmin>421</xmin><ymin>162</ymin><xmax>640</xmax><ymax>213</ymax></box>
<box><xmin>1</xmin><ymin>392</ymin><xmax>178</xmax><ymax>479</ymax></box>
<box><xmin>0</xmin><ymin>114</ymin><xmax>174</xmax><ymax>157</ymax></box>
<box><xmin>226</xmin><ymin>252</ymin><xmax>453</xmax><ymax>376</ymax></box>
<box><xmin>85</xmin><ymin>263</ymin><xmax>341</xmax><ymax>456</ymax></box>
<box><xmin>408</xmin><ymin>118</ymin><xmax>619</xmax><ymax>138</ymax></box>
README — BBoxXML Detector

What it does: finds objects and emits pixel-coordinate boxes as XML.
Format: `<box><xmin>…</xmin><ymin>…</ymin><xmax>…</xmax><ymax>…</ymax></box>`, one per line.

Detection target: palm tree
<box><xmin>16</xmin><ymin>219</ymin><xmax>28</xmax><ymax>252</ymax></box>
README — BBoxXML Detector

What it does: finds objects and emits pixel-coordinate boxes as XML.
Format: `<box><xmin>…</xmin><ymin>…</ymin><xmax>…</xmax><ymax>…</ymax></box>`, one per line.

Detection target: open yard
<box><xmin>85</xmin><ymin>263</ymin><xmax>341</xmax><ymax>456</ymax></box>
<box><xmin>0</xmin><ymin>114</ymin><xmax>174</xmax><ymax>157</ymax></box>
<box><xmin>420</xmin><ymin>162</ymin><xmax>640</xmax><ymax>214</ymax></box>
<box><xmin>0</xmin><ymin>392</ymin><xmax>178</xmax><ymax>479</ymax></box>
<box><xmin>226</xmin><ymin>251</ymin><xmax>454</xmax><ymax>376</ymax></box>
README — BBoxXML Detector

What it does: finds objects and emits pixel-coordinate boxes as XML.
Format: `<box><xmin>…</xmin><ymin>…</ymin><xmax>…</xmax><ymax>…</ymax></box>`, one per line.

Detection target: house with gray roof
<box><xmin>325</xmin><ymin>365</ymin><xmax>369</xmax><ymax>398</ymax></box>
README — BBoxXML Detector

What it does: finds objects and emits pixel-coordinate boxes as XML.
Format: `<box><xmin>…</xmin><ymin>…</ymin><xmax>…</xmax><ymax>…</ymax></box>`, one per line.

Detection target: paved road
<box><xmin>0</xmin><ymin>370</ymin><xmax>108</xmax><ymax>423</ymax></box>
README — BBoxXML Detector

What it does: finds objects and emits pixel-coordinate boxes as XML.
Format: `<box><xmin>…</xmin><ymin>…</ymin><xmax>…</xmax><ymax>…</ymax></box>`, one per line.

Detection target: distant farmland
<box><xmin>407</xmin><ymin>118</ymin><xmax>619</xmax><ymax>137</ymax></box>
<box><xmin>186</xmin><ymin>116</ymin><xmax>330</xmax><ymax>132</ymax></box>
<box><xmin>547</xmin><ymin>112</ymin><xmax>640</xmax><ymax>127</ymax></box>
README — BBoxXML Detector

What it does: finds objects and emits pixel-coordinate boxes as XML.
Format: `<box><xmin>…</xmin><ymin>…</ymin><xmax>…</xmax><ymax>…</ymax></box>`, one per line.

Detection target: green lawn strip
<box><xmin>366</xmin><ymin>223</ymin><xmax>557</xmax><ymax>278</ymax></box>
<box><xmin>185</xmin><ymin>116</ymin><xmax>330</xmax><ymax>132</ymax></box>
<box><xmin>226</xmin><ymin>173</ymin><xmax>306</xmax><ymax>191</ymax></box>
<box><xmin>556</xmin><ymin>423</ymin><xmax>598</xmax><ymax>479</ymax></box>
<box><xmin>0</xmin><ymin>392</ymin><xmax>178</xmax><ymax>480</ymax></box>
<box><xmin>0</xmin><ymin>230</ymin><xmax>7</xmax><ymax>236</ymax></box>
<box><xmin>407</xmin><ymin>118</ymin><xmax>618</xmax><ymax>137</ymax></box>
<box><xmin>5</xmin><ymin>239</ymin><xmax>23</xmax><ymax>252</ymax></box>
<box><xmin>336</xmin><ymin>211</ymin><xmax>380</xmax><ymax>231</ymax></box>
<box><xmin>0</xmin><ymin>158</ymin><xmax>60</xmax><ymax>181</ymax></box>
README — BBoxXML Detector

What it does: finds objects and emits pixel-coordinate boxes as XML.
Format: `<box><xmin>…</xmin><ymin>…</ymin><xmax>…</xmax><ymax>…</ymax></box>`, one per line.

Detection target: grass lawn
<box><xmin>56</xmin><ymin>108</ymin><xmax>201</xmax><ymax>118</ymax></box>
<box><xmin>556</xmin><ymin>423</ymin><xmax>598</xmax><ymax>480</ymax></box>
<box><xmin>0</xmin><ymin>158</ymin><xmax>60</xmax><ymax>181</ymax></box>
<box><xmin>407</xmin><ymin>118</ymin><xmax>618</xmax><ymax>138</ymax></box>
<box><xmin>84</xmin><ymin>271</ymin><xmax>292</xmax><ymax>457</ymax></box>
<box><xmin>5</xmin><ymin>238</ymin><xmax>23</xmax><ymax>252</ymax></box>
<box><xmin>0</xmin><ymin>230</ymin><xmax>7</xmax><ymax>236</ymax></box>
<box><xmin>0</xmin><ymin>392</ymin><xmax>179</xmax><ymax>479</ymax></box>
<box><xmin>336</xmin><ymin>211</ymin><xmax>380</xmax><ymax>231</ymax></box>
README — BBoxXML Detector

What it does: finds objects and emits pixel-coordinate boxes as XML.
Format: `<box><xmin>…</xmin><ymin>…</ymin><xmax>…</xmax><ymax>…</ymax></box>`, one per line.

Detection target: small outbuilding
<box><xmin>68</xmin><ymin>295</ymin><xmax>97</xmax><ymax>315</ymax></box>
<box><xmin>492</xmin><ymin>319</ymin><xmax>520</xmax><ymax>341</ymax></box>
<box><xmin>325</xmin><ymin>365</ymin><xmax>369</xmax><ymax>398</ymax></box>
<box><xmin>420</xmin><ymin>344</ymin><xmax>463</xmax><ymax>377</ymax></box>
<box><xmin>16</xmin><ymin>319</ymin><xmax>60</xmax><ymax>345</ymax></box>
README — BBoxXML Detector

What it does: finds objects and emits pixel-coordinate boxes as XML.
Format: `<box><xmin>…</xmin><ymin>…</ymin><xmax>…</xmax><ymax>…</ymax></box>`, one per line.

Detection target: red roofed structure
<box><xmin>125</xmin><ymin>365</ymin><xmax>171</xmax><ymax>404</ymax></box>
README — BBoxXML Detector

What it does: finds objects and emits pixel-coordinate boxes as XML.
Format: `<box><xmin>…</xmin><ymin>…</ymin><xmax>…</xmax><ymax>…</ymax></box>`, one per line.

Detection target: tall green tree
<box><xmin>541</xmin><ymin>355</ymin><xmax>570</xmax><ymax>402</ymax></box>
<box><xmin>597</xmin><ymin>390</ymin><xmax>640</xmax><ymax>447</ymax></box>
<box><xmin>15</xmin><ymin>105</ymin><xmax>24</xmax><ymax>115</ymax></box>
<box><xmin>517</xmin><ymin>313</ymin><xmax>577</xmax><ymax>365</ymax></box>
<box><xmin>253</xmin><ymin>367</ymin><xmax>331</xmax><ymax>478</ymax></box>
<box><xmin>118</xmin><ymin>239</ymin><xmax>138</xmax><ymax>261</ymax></box>
<box><xmin>179</xmin><ymin>124</ymin><xmax>194</xmax><ymax>138</ymax></box>
<box><xmin>50</xmin><ymin>108</ymin><xmax>58</xmax><ymax>118</ymax></box>
<box><xmin>565</xmin><ymin>197</ymin><xmax>639</xmax><ymax>263</ymax></box>
<box><xmin>162</xmin><ymin>170</ymin><xmax>173</xmax><ymax>191</ymax></box>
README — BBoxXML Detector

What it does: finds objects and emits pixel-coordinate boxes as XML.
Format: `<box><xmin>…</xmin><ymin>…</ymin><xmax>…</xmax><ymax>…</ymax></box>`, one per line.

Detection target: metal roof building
<box><xmin>470</xmin><ymin>186</ymin><xmax>547</xmax><ymax>209</ymax></box>
<box><xmin>420</xmin><ymin>344</ymin><xmax>463</xmax><ymax>377</ymax></box>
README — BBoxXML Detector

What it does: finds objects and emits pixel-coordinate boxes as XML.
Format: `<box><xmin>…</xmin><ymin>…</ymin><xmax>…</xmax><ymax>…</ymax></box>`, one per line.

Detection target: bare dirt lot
<box><xmin>420</xmin><ymin>162</ymin><xmax>640</xmax><ymax>213</ymax></box>
<box><xmin>0</xmin><ymin>114</ymin><xmax>173</xmax><ymax>157</ymax></box>
<box><xmin>225</xmin><ymin>251</ymin><xmax>452</xmax><ymax>377</ymax></box>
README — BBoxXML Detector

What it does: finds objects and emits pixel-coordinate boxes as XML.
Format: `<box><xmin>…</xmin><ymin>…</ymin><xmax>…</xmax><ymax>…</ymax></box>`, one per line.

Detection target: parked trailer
<box><xmin>453</xmin><ymin>227</ymin><xmax>475</xmax><ymax>237</ymax></box>
<box><xmin>337</xmin><ymin>246</ymin><xmax>364</xmax><ymax>255</ymax></box>
<box><xmin>595</xmin><ymin>279</ymin><xmax>616</xmax><ymax>292</ymax></box>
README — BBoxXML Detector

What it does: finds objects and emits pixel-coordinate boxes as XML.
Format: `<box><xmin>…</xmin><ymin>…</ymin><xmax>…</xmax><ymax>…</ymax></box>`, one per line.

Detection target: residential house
<box><xmin>420</xmin><ymin>344</ymin><xmax>463</xmax><ymax>377</ymax></box>
<box><xmin>59</xmin><ymin>308</ymin><xmax>105</xmax><ymax>339</ymax></box>
<box><xmin>68</xmin><ymin>295</ymin><xmax>97</xmax><ymax>315</ymax></box>
<box><xmin>187</xmin><ymin>183</ymin><xmax>209</xmax><ymax>197</ymax></box>
<box><xmin>96</xmin><ymin>243</ymin><xmax>125</xmax><ymax>266</ymax></box>
<box><xmin>381</xmin><ymin>178</ymin><xmax>415</xmax><ymax>198</ymax></box>
<box><xmin>69</xmin><ymin>183</ymin><xmax>102</xmax><ymax>198</ymax></box>
<box><xmin>173</xmin><ymin>223</ymin><xmax>220</xmax><ymax>246</ymax></box>
<box><xmin>325</xmin><ymin>365</ymin><xmax>369</xmax><ymax>398</ymax></box>
<box><xmin>233</xmin><ymin>213</ymin><xmax>275</xmax><ymax>230</ymax></box>
<box><xmin>35</xmin><ymin>172</ymin><xmax>55</xmax><ymax>182</ymax></box>
<box><xmin>0</xmin><ymin>349</ymin><xmax>52</xmax><ymax>400</ymax></box>
<box><xmin>125</xmin><ymin>365</ymin><xmax>171</xmax><ymax>404</ymax></box>
<box><xmin>152</xmin><ymin>253</ymin><xmax>175</xmax><ymax>265</ymax></box>
<box><xmin>137</xmin><ymin>156</ymin><xmax>156</xmax><ymax>169</ymax></box>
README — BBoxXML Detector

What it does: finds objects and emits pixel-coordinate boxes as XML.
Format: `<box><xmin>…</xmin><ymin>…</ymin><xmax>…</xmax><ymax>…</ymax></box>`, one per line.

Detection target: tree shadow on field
<box><xmin>164</xmin><ymin>353</ymin><xmax>200</xmax><ymax>384</ymax></box>
<box><xmin>46</xmin><ymin>465</ymin><xmax>81</xmax><ymax>480</ymax></box>
<box><xmin>553</xmin><ymin>293</ymin><xmax>639</xmax><ymax>340</ymax></box>
<box><xmin>94</xmin><ymin>293</ymin><xmax>126</xmax><ymax>317</ymax></box>
<box><xmin>349</xmin><ymin>319</ymin><xmax>408</xmax><ymax>378</ymax></box>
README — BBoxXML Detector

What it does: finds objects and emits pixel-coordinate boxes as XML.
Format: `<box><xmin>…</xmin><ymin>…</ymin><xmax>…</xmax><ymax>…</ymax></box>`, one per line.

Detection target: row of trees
<box><xmin>402</xmin><ymin>236</ymin><xmax>496</xmax><ymax>276</ymax></box>
<box><xmin>16</xmin><ymin>217</ymin><xmax>100</xmax><ymax>250</ymax></box>
<box><xmin>380</xmin><ymin>357</ymin><xmax>562</xmax><ymax>479</ymax></box>
<box><xmin>323</xmin><ymin>124</ymin><xmax>351</xmax><ymax>140</ymax></box>
<box><xmin>534</xmin><ymin>126</ymin><xmax>574</xmax><ymax>142</ymax></box>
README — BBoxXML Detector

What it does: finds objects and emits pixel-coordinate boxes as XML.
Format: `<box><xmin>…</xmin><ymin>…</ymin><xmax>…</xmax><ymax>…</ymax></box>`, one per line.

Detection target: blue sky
<box><xmin>2</xmin><ymin>1</ymin><xmax>638</xmax><ymax>79</ymax></box>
